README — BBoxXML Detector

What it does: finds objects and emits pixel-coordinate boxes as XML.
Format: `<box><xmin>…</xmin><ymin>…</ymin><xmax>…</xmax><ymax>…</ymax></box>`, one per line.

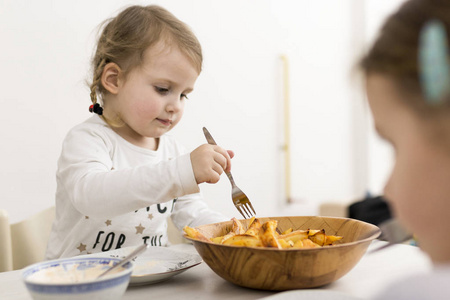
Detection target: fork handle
<box><xmin>225</xmin><ymin>172</ymin><xmax>236</xmax><ymax>186</ymax></box>
<box><xmin>203</xmin><ymin>127</ymin><xmax>235</xmax><ymax>186</ymax></box>
<box><xmin>203</xmin><ymin>127</ymin><xmax>236</xmax><ymax>186</ymax></box>
<box><xmin>203</xmin><ymin>127</ymin><xmax>217</xmax><ymax>145</ymax></box>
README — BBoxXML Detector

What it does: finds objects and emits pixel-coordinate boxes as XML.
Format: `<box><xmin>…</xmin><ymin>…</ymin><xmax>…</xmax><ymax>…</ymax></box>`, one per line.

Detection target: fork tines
<box><xmin>241</xmin><ymin>203</ymin><xmax>256</xmax><ymax>219</ymax></box>
<box><xmin>234</xmin><ymin>194</ymin><xmax>256</xmax><ymax>219</ymax></box>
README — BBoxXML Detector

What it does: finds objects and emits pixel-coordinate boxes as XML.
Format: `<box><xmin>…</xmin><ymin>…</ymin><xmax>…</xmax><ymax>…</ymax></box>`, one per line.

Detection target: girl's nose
<box><xmin>166</xmin><ymin>96</ymin><xmax>182</xmax><ymax>113</ymax></box>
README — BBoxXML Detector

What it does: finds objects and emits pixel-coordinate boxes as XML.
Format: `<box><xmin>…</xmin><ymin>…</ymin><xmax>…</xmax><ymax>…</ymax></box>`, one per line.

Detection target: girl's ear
<box><xmin>101</xmin><ymin>63</ymin><xmax>122</xmax><ymax>94</ymax></box>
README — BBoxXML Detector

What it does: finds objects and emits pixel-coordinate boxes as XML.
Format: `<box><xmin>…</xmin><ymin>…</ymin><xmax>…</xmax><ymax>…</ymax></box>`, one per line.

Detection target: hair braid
<box><xmin>90</xmin><ymin>57</ymin><xmax>107</xmax><ymax>105</ymax></box>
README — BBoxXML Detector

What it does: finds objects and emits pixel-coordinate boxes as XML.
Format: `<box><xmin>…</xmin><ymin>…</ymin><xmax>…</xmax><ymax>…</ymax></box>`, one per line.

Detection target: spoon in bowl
<box><xmin>97</xmin><ymin>244</ymin><xmax>148</xmax><ymax>278</ymax></box>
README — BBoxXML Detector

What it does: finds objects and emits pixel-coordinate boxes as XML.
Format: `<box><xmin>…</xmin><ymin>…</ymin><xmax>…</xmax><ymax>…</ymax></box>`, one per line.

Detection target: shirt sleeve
<box><xmin>57</xmin><ymin>122</ymin><xmax>200</xmax><ymax>219</ymax></box>
<box><xmin>170</xmin><ymin>192</ymin><xmax>229</xmax><ymax>231</ymax></box>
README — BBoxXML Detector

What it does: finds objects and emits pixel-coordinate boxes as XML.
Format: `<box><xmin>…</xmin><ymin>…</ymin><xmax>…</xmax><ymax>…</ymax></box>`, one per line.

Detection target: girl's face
<box><xmin>107</xmin><ymin>42</ymin><xmax>199</xmax><ymax>149</ymax></box>
<box><xmin>366</xmin><ymin>74</ymin><xmax>450</xmax><ymax>263</ymax></box>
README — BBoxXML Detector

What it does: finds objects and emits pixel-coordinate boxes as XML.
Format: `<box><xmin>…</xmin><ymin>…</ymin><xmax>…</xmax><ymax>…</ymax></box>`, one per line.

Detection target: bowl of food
<box><xmin>22</xmin><ymin>256</ymin><xmax>133</xmax><ymax>300</ymax></box>
<box><xmin>184</xmin><ymin>216</ymin><xmax>380</xmax><ymax>291</ymax></box>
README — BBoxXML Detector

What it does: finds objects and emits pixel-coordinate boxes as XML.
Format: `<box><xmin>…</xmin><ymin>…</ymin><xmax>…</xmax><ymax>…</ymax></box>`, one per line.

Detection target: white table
<box><xmin>0</xmin><ymin>240</ymin><xmax>432</xmax><ymax>300</ymax></box>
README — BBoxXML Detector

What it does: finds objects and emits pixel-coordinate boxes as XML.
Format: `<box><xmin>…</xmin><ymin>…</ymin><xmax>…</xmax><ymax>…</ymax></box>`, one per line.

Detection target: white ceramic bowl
<box><xmin>22</xmin><ymin>257</ymin><xmax>133</xmax><ymax>300</ymax></box>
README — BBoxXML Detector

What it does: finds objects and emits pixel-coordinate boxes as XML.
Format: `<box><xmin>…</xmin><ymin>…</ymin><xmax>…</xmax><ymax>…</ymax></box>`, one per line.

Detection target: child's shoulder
<box><xmin>68</xmin><ymin>116</ymin><xmax>109</xmax><ymax>133</ymax></box>
<box><xmin>64</xmin><ymin>116</ymin><xmax>113</xmax><ymax>143</ymax></box>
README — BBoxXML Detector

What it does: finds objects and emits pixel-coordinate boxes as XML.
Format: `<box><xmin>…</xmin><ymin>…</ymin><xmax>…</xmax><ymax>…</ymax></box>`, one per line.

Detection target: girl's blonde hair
<box><xmin>89</xmin><ymin>5</ymin><xmax>202</xmax><ymax>126</ymax></box>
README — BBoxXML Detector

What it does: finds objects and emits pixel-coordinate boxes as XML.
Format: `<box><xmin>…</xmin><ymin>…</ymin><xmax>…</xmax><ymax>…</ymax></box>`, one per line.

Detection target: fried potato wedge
<box><xmin>210</xmin><ymin>236</ymin><xmax>224</xmax><ymax>244</ymax></box>
<box><xmin>231</xmin><ymin>217</ymin><xmax>245</xmax><ymax>235</ymax></box>
<box><xmin>278</xmin><ymin>238</ymin><xmax>294</xmax><ymax>249</ymax></box>
<box><xmin>260</xmin><ymin>220</ymin><xmax>281</xmax><ymax>248</ymax></box>
<box><xmin>309</xmin><ymin>229</ymin><xmax>326</xmax><ymax>246</ymax></box>
<box><xmin>245</xmin><ymin>218</ymin><xmax>262</xmax><ymax>237</ymax></box>
<box><xmin>281</xmin><ymin>228</ymin><xmax>293</xmax><ymax>235</ymax></box>
<box><xmin>291</xmin><ymin>238</ymin><xmax>321</xmax><ymax>248</ymax></box>
<box><xmin>300</xmin><ymin>238</ymin><xmax>322</xmax><ymax>248</ymax></box>
<box><xmin>221</xmin><ymin>234</ymin><xmax>262</xmax><ymax>247</ymax></box>
<box><xmin>218</xmin><ymin>218</ymin><xmax>244</xmax><ymax>243</ymax></box>
<box><xmin>308</xmin><ymin>229</ymin><xmax>343</xmax><ymax>246</ymax></box>
<box><xmin>278</xmin><ymin>230</ymin><xmax>309</xmax><ymax>243</ymax></box>
<box><xmin>292</xmin><ymin>239</ymin><xmax>304</xmax><ymax>248</ymax></box>
<box><xmin>183</xmin><ymin>226</ymin><xmax>211</xmax><ymax>243</ymax></box>
<box><xmin>325</xmin><ymin>235</ymin><xmax>343</xmax><ymax>245</ymax></box>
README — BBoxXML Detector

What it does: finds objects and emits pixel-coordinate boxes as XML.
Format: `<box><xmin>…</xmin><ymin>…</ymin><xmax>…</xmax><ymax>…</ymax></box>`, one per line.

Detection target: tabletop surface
<box><xmin>0</xmin><ymin>240</ymin><xmax>432</xmax><ymax>300</ymax></box>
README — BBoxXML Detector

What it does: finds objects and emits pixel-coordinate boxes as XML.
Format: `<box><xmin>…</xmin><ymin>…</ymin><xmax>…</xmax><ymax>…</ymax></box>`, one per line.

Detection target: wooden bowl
<box><xmin>185</xmin><ymin>216</ymin><xmax>380</xmax><ymax>291</ymax></box>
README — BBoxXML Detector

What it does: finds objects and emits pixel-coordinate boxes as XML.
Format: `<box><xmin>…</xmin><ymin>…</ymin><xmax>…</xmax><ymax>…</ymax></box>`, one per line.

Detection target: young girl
<box><xmin>360</xmin><ymin>0</ymin><xmax>450</xmax><ymax>298</ymax></box>
<box><xmin>45</xmin><ymin>5</ymin><xmax>233</xmax><ymax>259</ymax></box>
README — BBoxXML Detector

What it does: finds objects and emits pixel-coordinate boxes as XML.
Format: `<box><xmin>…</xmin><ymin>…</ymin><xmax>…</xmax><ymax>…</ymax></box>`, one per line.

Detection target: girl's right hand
<box><xmin>190</xmin><ymin>144</ymin><xmax>234</xmax><ymax>184</ymax></box>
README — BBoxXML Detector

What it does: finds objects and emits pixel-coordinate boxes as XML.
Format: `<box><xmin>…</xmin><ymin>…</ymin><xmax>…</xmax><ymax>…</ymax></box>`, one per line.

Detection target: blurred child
<box><xmin>46</xmin><ymin>5</ymin><xmax>233</xmax><ymax>259</ymax></box>
<box><xmin>360</xmin><ymin>0</ymin><xmax>450</xmax><ymax>298</ymax></box>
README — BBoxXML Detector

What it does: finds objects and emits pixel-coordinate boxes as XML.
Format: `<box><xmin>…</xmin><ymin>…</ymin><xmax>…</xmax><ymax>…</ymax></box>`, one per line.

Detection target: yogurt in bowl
<box><xmin>22</xmin><ymin>257</ymin><xmax>133</xmax><ymax>300</ymax></box>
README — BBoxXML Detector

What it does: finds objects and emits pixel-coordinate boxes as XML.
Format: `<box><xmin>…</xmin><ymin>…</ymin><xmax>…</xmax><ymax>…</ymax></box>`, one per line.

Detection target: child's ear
<box><xmin>101</xmin><ymin>63</ymin><xmax>122</xmax><ymax>94</ymax></box>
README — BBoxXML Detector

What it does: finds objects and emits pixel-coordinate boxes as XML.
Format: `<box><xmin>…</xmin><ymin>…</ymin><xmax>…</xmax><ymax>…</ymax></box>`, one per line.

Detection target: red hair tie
<box><xmin>89</xmin><ymin>103</ymin><xmax>103</xmax><ymax>115</ymax></box>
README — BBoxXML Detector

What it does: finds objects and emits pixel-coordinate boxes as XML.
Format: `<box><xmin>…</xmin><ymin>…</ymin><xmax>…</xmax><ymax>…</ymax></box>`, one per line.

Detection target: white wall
<box><xmin>1</xmin><ymin>0</ymin><xmax>404</xmax><ymax>223</ymax></box>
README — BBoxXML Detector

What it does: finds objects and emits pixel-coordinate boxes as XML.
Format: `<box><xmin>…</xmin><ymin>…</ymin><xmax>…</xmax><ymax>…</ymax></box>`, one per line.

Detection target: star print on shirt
<box><xmin>148</xmin><ymin>213</ymin><xmax>154</xmax><ymax>220</ymax></box>
<box><xmin>77</xmin><ymin>243</ymin><xmax>86</xmax><ymax>253</ymax></box>
<box><xmin>105</xmin><ymin>220</ymin><xmax>112</xmax><ymax>226</ymax></box>
<box><xmin>135</xmin><ymin>223</ymin><xmax>145</xmax><ymax>234</ymax></box>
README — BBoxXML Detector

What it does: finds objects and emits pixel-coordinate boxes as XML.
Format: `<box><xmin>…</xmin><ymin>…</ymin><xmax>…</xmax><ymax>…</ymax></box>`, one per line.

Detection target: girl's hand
<box><xmin>190</xmin><ymin>144</ymin><xmax>234</xmax><ymax>184</ymax></box>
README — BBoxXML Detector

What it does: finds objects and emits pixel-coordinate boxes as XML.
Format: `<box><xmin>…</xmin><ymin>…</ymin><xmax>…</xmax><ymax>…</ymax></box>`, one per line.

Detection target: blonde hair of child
<box><xmin>89</xmin><ymin>5</ymin><xmax>203</xmax><ymax>126</ymax></box>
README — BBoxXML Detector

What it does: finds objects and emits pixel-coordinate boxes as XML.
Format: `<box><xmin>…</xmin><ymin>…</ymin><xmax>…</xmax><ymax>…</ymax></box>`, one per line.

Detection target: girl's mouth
<box><xmin>157</xmin><ymin>118</ymin><xmax>172</xmax><ymax>126</ymax></box>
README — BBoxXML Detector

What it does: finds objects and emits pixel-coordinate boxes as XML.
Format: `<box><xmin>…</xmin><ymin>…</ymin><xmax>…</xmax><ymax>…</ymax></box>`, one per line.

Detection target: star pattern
<box><xmin>77</xmin><ymin>243</ymin><xmax>86</xmax><ymax>253</ymax></box>
<box><xmin>78</xmin><ymin>202</ymin><xmax>170</xmax><ymax>250</ymax></box>
<box><xmin>135</xmin><ymin>223</ymin><xmax>145</xmax><ymax>234</ymax></box>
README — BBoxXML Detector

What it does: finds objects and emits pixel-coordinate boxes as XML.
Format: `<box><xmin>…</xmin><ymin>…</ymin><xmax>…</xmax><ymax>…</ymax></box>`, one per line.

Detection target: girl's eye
<box><xmin>155</xmin><ymin>86</ymin><xmax>169</xmax><ymax>94</ymax></box>
<box><xmin>181</xmin><ymin>94</ymin><xmax>189</xmax><ymax>100</ymax></box>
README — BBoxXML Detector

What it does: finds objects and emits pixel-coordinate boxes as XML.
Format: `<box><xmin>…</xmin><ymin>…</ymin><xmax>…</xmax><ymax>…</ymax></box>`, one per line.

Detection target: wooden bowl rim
<box><xmin>184</xmin><ymin>216</ymin><xmax>381</xmax><ymax>251</ymax></box>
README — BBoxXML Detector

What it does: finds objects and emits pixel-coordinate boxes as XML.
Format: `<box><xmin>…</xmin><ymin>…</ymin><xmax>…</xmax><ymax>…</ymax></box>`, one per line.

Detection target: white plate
<box><xmin>81</xmin><ymin>246</ymin><xmax>202</xmax><ymax>286</ymax></box>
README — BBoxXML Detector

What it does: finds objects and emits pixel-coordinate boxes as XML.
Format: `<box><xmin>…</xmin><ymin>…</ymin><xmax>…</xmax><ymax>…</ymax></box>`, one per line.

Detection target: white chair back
<box><xmin>0</xmin><ymin>206</ymin><xmax>55</xmax><ymax>272</ymax></box>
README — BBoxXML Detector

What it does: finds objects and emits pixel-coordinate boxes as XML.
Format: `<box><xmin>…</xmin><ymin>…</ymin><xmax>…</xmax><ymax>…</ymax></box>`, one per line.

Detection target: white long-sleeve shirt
<box><xmin>46</xmin><ymin>116</ymin><xmax>227</xmax><ymax>259</ymax></box>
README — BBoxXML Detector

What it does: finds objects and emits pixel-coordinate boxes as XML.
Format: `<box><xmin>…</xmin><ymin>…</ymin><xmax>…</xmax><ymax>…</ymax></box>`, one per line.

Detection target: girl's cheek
<box><xmin>135</xmin><ymin>101</ymin><xmax>160</xmax><ymax>117</ymax></box>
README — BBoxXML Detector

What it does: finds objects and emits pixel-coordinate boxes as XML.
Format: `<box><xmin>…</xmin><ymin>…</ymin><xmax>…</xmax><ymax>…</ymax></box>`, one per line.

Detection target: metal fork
<box><xmin>202</xmin><ymin>127</ymin><xmax>256</xmax><ymax>219</ymax></box>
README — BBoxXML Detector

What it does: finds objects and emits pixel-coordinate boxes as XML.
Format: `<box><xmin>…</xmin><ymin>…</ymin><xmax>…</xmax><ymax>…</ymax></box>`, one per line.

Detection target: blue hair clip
<box><xmin>419</xmin><ymin>20</ymin><xmax>450</xmax><ymax>104</ymax></box>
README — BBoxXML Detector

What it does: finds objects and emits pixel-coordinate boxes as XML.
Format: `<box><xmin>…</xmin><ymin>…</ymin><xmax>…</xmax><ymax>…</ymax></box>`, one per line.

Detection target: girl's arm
<box><xmin>57</xmin><ymin>123</ymin><xmax>199</xmax><ymax>219</ymax></box>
